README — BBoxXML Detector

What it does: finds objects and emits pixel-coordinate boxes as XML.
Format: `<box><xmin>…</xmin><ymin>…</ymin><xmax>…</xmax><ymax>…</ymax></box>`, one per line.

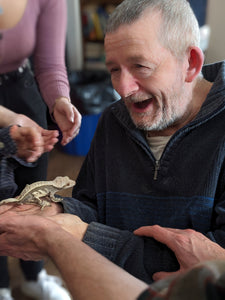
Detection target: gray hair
<box><xmin>105</xmin><ymin>0</ymin><xmax>200</xmax><ymax>58</ymax></box>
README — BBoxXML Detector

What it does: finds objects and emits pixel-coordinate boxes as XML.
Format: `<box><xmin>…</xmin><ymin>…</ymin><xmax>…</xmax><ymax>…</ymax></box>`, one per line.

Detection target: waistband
<box><xmin>0</xmin><ymin>62</ymin><xmax>30</xmax><ymax>86</ymax></box>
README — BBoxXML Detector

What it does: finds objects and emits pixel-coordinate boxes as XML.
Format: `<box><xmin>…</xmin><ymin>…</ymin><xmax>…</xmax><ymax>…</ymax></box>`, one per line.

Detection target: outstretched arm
<box><xmin>0</xmin><ymin>213</ymin><xmax>148</xmax><ymax>300</ymax></box>
<box><xmin>1</xmin><ymin>214</ymin><xmax>225</xmax><ymax>300</ymax></box>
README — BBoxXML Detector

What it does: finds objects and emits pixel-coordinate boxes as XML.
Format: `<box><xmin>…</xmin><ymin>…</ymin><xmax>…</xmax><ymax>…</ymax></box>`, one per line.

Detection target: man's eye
<box><xmin>135</xmin><ymin>64</ymin><xmax>151</xmax><ymax>71</ymax></box>
<box><xmin>134</xmin><ymin>66</ymin><xmax>153</xmax><ymax>79</ymax></box>
<box><xmin>110</xmin><ymin>68</ymin><xmax>119</xmax><ymax>73</ymax></box>
<box><xmin>135</xmin><ymin>64</ymin><xmax>144</xmax><ymax>68</ymax></box>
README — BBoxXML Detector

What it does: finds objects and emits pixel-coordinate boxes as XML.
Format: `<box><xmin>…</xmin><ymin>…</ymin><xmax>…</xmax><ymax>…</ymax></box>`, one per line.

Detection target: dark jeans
<box><xmin>0</xmin><ymin>65</ymin><xmax>48</xmax><ymax>286</ymax></box>
<box><xmin>0</xmin><ymin>257</ymin><xmax>44</xmax><ymax>287</ymax></box>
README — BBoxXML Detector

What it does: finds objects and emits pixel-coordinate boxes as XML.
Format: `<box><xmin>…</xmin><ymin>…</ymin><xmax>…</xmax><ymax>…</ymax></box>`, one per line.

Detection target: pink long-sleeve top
<box><xmin>0</xmin><ymin>0</ymin><xmax>71</xmax><ymax>113</ymax></box>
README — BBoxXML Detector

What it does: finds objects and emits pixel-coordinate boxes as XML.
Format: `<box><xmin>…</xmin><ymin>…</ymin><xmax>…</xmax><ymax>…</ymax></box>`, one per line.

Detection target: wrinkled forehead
<box><xmin>104</xmin><ymin>13</ymin><xmax>163</xmax><ymax>64</ymax></box>
<box><xmin>104</xmin><ymin>10</ymin><xmax>162</xmax><ymax>50</ymax></box>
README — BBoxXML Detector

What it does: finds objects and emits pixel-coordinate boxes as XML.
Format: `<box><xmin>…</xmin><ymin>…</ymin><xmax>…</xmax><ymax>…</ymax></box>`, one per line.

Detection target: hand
<box><xmin>9</xmin><ymin>112</ymin><xmax>59</xmax><ymax>158</ymax></box>
<box><xmin>10</xmin><ymin>113</ymin><xmax>46</xmax><ymax>130</ymax></box>
<box><xmin>53</xmin><ymin>97</ymin><xmax>81</xmax><ymax>146</ymax></box>
<box><xmin>0</xmin><ymin>107</ymin><xmax>43</xmax><ymax>129</ymax></box>
<box><xmin>10</xmin><ymin>125</ymin><xmax>58</xmax><ymax>162</ymax></box>
<box><xmin>134</xmin><ymin>225</ymin><xmax>225</xmax><ymax>281</ymax></box>
<box><xmin>0</xmin><ymin>212</ymin><xmax>63</xmax><ymax>261</ymax></box>
<box><xmin>9</xmin><ymin>112</ymin><xmax>59</xmax><ymax>152</ymax></box>
<box><xmin>48</xmin><ymin>213</ymin><xmax>88</xmax><ymax>240</ymax></box>
<box><xmin>0</xmin><ymin>202</ymin><xmax>63</xmax><ymax>217</ymax></box>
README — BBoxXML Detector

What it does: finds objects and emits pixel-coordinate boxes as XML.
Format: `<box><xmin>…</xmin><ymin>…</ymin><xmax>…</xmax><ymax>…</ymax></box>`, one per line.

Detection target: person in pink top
<box><xmin>0</xmin><ymin>0</ymin><xmax>80</xmax><ymax>299</ymax></box>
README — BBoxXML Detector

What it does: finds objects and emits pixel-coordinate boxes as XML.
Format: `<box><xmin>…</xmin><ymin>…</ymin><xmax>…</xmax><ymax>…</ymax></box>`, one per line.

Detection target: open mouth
<box><xmin>133</xmin><ymin>98</ymin><xmax>153</xmax><ymax>110</ymax></box>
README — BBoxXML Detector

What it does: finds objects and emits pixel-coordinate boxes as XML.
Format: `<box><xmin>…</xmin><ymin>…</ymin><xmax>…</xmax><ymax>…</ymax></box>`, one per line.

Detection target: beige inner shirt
<box><xmin>146</xmin><ymin>134</ymin><xmax>172</xmax><ymax>161</ymax></box>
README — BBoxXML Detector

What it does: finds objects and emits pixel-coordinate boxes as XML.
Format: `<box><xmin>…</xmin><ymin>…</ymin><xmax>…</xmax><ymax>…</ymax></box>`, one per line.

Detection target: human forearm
<box><xmin>47</xmin><ymin>229</ymin><xmax>148</xmax><ymax>300</ymax></box>
<box><xmin>48</xmin><ymin>213</ymin><xmax>159</xmax><ymax>283</ymax></box>
<box><xmin>0</xmin><ymin>106</ymin><xmax>39</xmax><ymax>128</ymax></box>
<box><xmin>83</xmin><ymin>222</ymin><xmax>179</xmax><ymax>283</ymax></box>
<box><xmin>0</xmin><ymin>106</ymin><xmax>48</xmax><ymax>131</ymax></box>
<box><xmin>0</xmin><ymin>106</ymin><xmax>19</xmax><ymax>127</ymax></box>
<box><xmin>0</xmin><ymin>211</ymin><xmax>146</xmax><ymax>299</ymax></box>
<box><xmin>34</xmin><ymin>0</ymin><xmax>69</xmax><ymax>113</ymax></box>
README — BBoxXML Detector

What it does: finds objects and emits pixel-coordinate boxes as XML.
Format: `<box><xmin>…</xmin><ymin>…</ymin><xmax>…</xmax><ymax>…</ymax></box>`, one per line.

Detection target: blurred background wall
<box><xmin>205</xmin><ymin>0</ymin><xmax>225</xmax><ymax>63</ymax></box>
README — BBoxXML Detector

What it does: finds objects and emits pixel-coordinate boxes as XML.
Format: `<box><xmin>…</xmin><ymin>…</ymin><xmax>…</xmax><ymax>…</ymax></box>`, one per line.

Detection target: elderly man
<box><xmin>57</xmin><ymin>0</ymin><xmax>225</xmax><ymax>283</ymax></box>
<box><xmin>1</xmin><ymin>0</ymin><xmax>225</xmax><ymax>286</ymax></box>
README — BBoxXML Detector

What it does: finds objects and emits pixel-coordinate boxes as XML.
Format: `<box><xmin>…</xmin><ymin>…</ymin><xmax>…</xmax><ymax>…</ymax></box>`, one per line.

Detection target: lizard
<box><xmin>0</xmin><ymin>176</ymin><xmax>75</xmax><ymax>210</ymax></box>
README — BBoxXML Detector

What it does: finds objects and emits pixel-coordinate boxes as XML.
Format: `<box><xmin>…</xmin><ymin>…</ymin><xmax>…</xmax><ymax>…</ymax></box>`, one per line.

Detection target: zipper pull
<box><xmin>154</xmin><ymin>160</ymin><xmax>160</xmax><ymax>180</ymax></box>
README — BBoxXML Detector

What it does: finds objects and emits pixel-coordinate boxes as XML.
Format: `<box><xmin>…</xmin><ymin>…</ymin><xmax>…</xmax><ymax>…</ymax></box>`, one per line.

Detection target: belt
<box><xmin>0</xmin><ymin>62</ymin><xmax>30</xmax><ymax>86</ymax></box>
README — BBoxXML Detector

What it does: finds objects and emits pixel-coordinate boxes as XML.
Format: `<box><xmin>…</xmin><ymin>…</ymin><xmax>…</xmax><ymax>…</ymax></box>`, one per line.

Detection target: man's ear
<box><xmin>185</xmin><ymin>47</ymin><xmax>204</xmax><ymax>83</ymax></box>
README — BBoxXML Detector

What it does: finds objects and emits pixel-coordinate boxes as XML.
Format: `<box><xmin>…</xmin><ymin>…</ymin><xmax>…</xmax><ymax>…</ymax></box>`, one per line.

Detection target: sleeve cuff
<box><xmin>83</xmin><ymin>222</ymin><xmax>125</xmax><ymax>261</ymax></box>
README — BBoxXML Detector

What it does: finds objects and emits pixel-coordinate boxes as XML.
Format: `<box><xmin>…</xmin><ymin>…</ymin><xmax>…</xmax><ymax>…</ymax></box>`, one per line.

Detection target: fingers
<box><xmin>11</xmin><ymin>125</ymin><xmax>40</xmax><ymax>146</ymax></box>
<box><xmin>61</xmin><ymin>124</ymin><xmax>81</xmax><ymax>145</ymax></box>
<box><xmin>134</xmin><ymin>225</ymin><xmax>180</xmax><ymax>236</ymax></box>
<box><xmin>153</xmin><ymin>270</ymin><xmax>181</xmax><ymax>281</ymax></box>
<box><xmin>41</xmin><ymin>129</ymin><xmax>59</xmax><ymax>151</ymax></box>
<box><xmin>10</xmin><ymin>126</ymin><xmax>43</xmax><ymax>161</ymax></box>
<box><xmin>134</xmin><ymin>225</ymin><xmax>189</xmax><ymax>257</ymax></box>
<box><xmin>61</xmin><ymin>126</ymin><xmax>80</xmax><ymax>146</ymax></box>
<box><xmin>134</xmin><ymin>225</ymin><xmax>174</xmax><ymax>242</ymax></box>
<box><xmin>23</xmin><ymin>152</ymin><xmax>41</xmax><ymax>163</ymax></box>
<box><xmin>0</xmin><ymin>233</ymin><xmax>44</xmax><ymax>261</ymax></box>
<box><xmin>11</xmin><ymin>126</ymin><xmax>59</xmax><ymax>161</ymax></box>
<box><xmin>53</xmin><ymin>100</ymin><xmax>82</xmax><ymax>145</ymax></box>
<box><xmin>61</xmin><ymin>106</ymin><xmax>81</xmax><ymax>145</ymax></box>
<box><xmin>41</xmin><ymin>129</ymin><xmax>59</xmax><ymax>138</ymax></box>
<box><xmin>134</xmin><ymin>225</ymin><xmax>189</xmax><ymax>242</ymax></box>
<box><xmin>67</xmin><ymin>102</ymin><xmax>81</xmax><ymax>125</ymax></box>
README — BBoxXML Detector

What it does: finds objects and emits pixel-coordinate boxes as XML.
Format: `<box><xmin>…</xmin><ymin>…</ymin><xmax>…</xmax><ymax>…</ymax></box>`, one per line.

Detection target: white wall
<box><xmin>205</xmin><ymin>0</ymin><xmax>225</xmax><ymax>63</ymax></box>
<box><xmin>66</xmin><ymin>0</ymin><xmax>83</xmax><ymax>71</ymax></box>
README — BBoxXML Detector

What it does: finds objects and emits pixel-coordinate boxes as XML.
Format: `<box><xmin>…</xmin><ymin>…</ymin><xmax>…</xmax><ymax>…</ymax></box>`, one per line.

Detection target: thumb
<box><xmin>66</xmin><ymin>104</ymin><xmax>75</xmax><ymax>123</ymax></box>
<box><xmin>153</xmin><ymin>270</ymin><xmax>181</xmax><ymax>281</ymax></box>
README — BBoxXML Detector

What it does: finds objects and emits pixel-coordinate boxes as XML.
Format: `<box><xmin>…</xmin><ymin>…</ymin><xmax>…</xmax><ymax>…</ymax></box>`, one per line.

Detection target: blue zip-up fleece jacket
<box><xmin>63</xmin><ymin>61</ymin><xmax>225</xmax><ymax>284</ymax></box>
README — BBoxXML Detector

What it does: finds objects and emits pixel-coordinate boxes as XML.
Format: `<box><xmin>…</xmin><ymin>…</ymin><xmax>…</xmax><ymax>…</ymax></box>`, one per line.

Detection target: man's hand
<box><xmin>0</xmin><ymin>203</ymin><xmax>87</xmax><ymax>240</ymax></box>
<box><xmin>48</xmin><ymin>213</ymin><xmax>88</xmax><ymax>240</ymax></box>
<box><xmin>0</xmin><ymin>202</ymin><xmax>63</xmax><ymax>217</ymax></box>
<box><xmin>0</xmin><ymin>212</ymin><xmax>62</xmax><ymax>261</ymax></box>
<box><xmin>134</xmin><ymin>225</ymin><xmax>225</xmax><ymax>281</ymax></box>
<box><xmin>53</xmin><ymin>97</ymin><xmax>81</xmax><ymax>146</ymax></box>
<box><xmin>10</xmin><ymin>125</ymin><xmax>58</xmax><ymax>162</ymax></box>
<box><xmin>0</xmin><ymin>211</ymin><xmax>88</xmax><ymax>261</ymax></box>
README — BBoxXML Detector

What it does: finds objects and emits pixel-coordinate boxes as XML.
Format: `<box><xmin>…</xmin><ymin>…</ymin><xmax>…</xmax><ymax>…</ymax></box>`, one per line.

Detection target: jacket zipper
<box><xmin>154</xmin><ymin>160</ymin><xmax>160</xmax><ymax>180</ymax></box>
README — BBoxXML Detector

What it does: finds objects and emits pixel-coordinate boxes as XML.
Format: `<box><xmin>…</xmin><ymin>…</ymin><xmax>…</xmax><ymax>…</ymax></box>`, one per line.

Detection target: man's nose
<box><xmin>116</xmin><ymin>71</ymin><xmax>139</xmax><ymax>98</ymax></box>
